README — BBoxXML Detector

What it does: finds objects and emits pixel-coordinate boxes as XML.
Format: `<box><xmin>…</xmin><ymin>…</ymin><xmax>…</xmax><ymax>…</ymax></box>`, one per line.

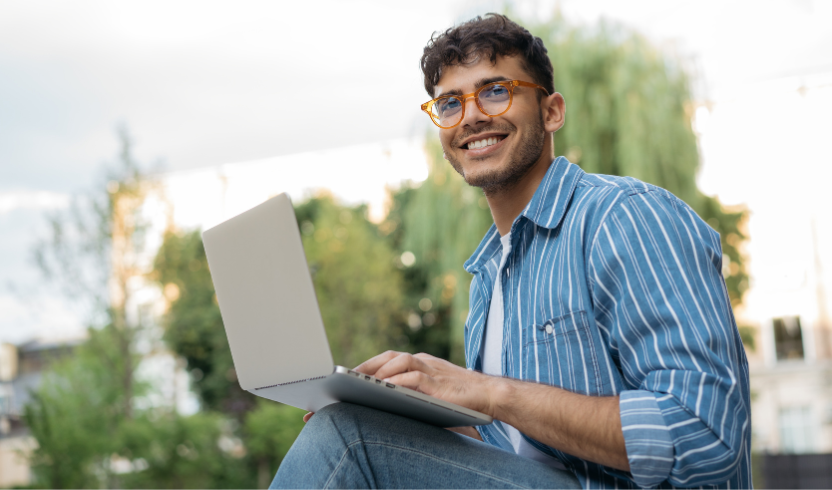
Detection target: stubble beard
<box><xmin>445</xmin><ymin>112</ymin><xmax>546</xmax><ymax>197</ymax></box>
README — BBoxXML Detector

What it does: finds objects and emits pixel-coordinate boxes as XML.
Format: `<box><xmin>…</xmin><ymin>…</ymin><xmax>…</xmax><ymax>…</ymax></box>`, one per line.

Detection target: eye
<box><xmin>436</xmin><ymin>97</ymin><xmax>462</xmax><ymax>115</ymax></box>
<box><xmin>480</xmin><ymin>84</ymin><xmax>510</xmax><ymax>101</ymax></box>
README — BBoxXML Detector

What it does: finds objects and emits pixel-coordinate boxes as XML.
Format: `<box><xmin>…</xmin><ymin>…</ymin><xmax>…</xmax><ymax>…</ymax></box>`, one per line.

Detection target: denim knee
<box><xmin>315</xmin><ymin>401</ymin><xmax>366</xmax><ymax>420</ymax></box>
<box><xmin>304</xmin><ymin>403</ymin><xmax>369</xmax><ymax>442</ymax></box>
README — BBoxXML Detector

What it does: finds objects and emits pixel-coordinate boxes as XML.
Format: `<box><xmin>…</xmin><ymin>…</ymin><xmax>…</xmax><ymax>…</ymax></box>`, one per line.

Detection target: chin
<box><xmin>449</xmin><ymin>152</ymin><xmax>505</xmax><ymax>178</ymax></box>
<box><xmin>466</xmin><ymin>171</ymin><xmax>524</xmax><ymax>194</ymax></box>
<box><xmin>449</xmin><ymin>152</ymin><xmax>537</xmax><ymax>194</ymax></box>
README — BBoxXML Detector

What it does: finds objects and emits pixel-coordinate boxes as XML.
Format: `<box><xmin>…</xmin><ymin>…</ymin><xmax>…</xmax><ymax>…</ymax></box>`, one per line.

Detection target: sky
<box><xmin>1</xmin><ymin>0</ymin><xmax>831</xmax><ymax>344</ymax></box>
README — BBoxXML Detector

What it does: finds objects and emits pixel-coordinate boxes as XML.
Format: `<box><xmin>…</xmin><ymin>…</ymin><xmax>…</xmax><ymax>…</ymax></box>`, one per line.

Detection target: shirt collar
<box><xmin>464</xmin><ymin>156</ymin><xmax>583</xmax><ymax>273</ymax></box>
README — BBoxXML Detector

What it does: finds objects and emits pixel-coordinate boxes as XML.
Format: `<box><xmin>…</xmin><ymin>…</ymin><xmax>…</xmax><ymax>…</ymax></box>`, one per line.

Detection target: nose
<box><xmin>459</xmin><ymin>95</ymin><xmax>490</xmax><ymax>129</ymax></box>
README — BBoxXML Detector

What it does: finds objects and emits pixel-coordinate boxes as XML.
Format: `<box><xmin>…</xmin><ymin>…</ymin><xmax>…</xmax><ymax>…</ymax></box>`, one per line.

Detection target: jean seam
<box><xmin>323</xmin><ymin>443</ymin><xmax>355</xmax><ymax>490</ymax></box>
<box><xmin>362</xmin><ymin>441</ymin><xmax>531</xmax><ymax>489</ymax></box>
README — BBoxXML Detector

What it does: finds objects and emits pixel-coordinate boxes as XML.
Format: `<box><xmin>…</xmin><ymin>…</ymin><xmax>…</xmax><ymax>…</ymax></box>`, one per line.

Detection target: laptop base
<box><xmin>253</xmin><ymin>367</ymin><xmax>491</xmax><ymax>428</ymax></box>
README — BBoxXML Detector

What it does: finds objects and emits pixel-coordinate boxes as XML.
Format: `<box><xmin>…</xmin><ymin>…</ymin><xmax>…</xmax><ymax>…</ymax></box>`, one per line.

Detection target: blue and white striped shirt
<box><xmin>466</xmin><ymin>157</ymin><xmax>751</xmax><ymax>489</ymax></box>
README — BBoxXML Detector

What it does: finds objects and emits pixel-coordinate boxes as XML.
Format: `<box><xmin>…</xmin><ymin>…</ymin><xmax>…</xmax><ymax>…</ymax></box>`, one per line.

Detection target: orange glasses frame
<box><xmin>421</xmin><ymin>79</ymin><xmax>549</xmax><ymax>129</ymax></box>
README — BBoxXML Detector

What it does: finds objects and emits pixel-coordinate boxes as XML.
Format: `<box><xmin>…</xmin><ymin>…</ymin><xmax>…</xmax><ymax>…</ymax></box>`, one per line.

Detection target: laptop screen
<box><xmin>202</xmin><ymin>193</ymin><xmax>334</xmax><ymax>390</ymax></box>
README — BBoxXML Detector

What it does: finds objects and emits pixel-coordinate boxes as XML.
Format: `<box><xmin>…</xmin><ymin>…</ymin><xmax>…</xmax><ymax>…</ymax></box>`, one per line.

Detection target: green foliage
<box><xmin>738</xmin><ymin>324</ymin><xmax>756</xmax><ymax>351</ymax></box>
<box><xmin>243</xmin><ymin>400</ymin><xmax>306</xmax><ymax>489</ymax></box>
<box><xmin>24</xmin><ymin>324</ymin><xmax>144</xmax><ymax>489</ymax></box>
<box><xmin>25</xmin><ymin>130</ymin><xmax>257</xmax><ymax>489</ymax></box>
<box><xmin>26</xmin><ymin>323</ymin><xmax>257</xmax><ymax>489</ymax></box>
<box><xmin>118</xmin><ymin>412</ymin><xmax>253</xmax><ymax>489</ymax></box>
<box><xmin>25</xmin><ymin>128</ymin><xmax>156</xmax><ymax>488</ymax></box>
<box><xmin>294</xmin><ymin>193</ymin><xmax>408</xmax><ymax>368</ymax></box>
<box><xmin>543</xmin><ymin>22</ymin><xmax>700</xmax><ymax>197</ymax></box>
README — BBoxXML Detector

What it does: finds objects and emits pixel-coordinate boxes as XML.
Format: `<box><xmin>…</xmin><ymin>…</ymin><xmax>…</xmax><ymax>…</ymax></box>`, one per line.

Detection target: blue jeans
<box><xmin>271</xmin><ymin>402</ymin><xmax>580</xmax><ymax>489</ymax></box>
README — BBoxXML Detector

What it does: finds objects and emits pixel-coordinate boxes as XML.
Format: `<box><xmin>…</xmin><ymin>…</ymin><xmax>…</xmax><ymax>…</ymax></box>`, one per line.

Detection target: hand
<box><xmin>303</xmin><ymin>412</ymin><xmax>314</xmax><ymax>423</ymax></box>
<box><xmin>354</xmin><ymin>351</ymin><xmax>498</xmax><ymax>416</ymax></box>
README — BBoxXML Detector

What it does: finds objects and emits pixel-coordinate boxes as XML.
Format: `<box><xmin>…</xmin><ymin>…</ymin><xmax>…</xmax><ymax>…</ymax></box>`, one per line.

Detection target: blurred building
<box><xmin>743</xmin><ymin>214</ymin><xmax>832</xmax><ymax>487</ymax></box>
<box><xmin>0</xmin><ymin>337</ymin><xmax>84</xmax><ymax>488</ymax></box>
<box><xmin>744</xmin><ymin>212</ymin><xmax>832</xmax><ymax>455</ymax></box>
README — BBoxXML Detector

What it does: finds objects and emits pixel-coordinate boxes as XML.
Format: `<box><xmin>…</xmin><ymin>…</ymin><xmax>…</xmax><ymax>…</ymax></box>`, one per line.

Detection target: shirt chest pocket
<box><xmin>522</xmin><ymin>310</ymin><xmax>602</xmax><ymax>395</ymax></box>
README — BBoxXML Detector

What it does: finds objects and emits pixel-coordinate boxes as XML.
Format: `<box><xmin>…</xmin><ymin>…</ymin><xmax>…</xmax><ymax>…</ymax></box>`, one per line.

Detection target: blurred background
<box><xmin>1</xmin><ymin>0</ymin><xmax>831</xmax><ymax>488</ymax></box>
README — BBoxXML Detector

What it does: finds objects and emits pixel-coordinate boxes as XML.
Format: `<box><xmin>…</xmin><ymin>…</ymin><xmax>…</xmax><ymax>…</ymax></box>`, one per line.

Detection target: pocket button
<box><xmin>545</xmin><ymin>324</ymin><xmax>553</xmax><ymax>335</ymax></box>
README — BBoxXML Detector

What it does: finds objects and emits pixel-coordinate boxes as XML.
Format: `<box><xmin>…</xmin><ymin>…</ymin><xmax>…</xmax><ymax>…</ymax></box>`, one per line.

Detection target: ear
<box><xmin>541</xmin><ymin>92</ymin><xmax>565</xmax><ymax>133</ymax></box>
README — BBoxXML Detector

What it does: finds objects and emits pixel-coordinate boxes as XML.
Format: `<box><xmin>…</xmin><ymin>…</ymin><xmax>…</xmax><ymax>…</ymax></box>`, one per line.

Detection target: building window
<box><xmin>779</xmin><ymin>406</ymin><xmax>815</xmax><ymax>454</ymax></box>
<box><xmin>773</xmin><ymin>316</ymin><xmax>804</xmax><ymax>362</ymax></box>
<box><xmin>0</xmin><ymin>386</ymin><xmax>10</xmax><ymax>415</ymax></box>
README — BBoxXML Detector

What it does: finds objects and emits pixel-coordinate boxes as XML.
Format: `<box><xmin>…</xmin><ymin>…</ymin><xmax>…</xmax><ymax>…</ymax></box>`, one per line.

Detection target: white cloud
<box><xmin>0</xmin><ymin>190</ymin><xmax>70</xmax><ymax>215</ymax></box>
<box><xmin>0</xmin><ymin>293</ymin><xmax>86</xmax><ymax>345</ymax></box>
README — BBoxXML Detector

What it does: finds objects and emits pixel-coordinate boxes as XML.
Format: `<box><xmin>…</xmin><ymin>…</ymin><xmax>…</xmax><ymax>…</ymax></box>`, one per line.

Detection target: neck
<box><xmin>486</xmin><ymin>152</ymin><xmax>554</xmax><ymax>236</ymax></box>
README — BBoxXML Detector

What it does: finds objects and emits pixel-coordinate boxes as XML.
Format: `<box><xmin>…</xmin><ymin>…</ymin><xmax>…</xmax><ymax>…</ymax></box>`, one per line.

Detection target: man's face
<box><xmin>434</xmin><ymin>55</ymin><xmax>553</xmax><ymax>194</ymax></box>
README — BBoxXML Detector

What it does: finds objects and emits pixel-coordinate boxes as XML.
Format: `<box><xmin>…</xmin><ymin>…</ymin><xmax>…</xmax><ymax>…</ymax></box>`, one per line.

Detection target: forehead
<box><xmin>433</xmin><ymin>55</ymin><xmax>529</xmax><ymax>98</ymax></box>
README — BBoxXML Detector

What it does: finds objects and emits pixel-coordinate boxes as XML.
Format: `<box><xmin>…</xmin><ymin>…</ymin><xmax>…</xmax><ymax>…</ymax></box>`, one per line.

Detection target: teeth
<box><xmin>468</xmin><ymin>137</ymin><xmax>501</xmax><ymax>150</ymax></box>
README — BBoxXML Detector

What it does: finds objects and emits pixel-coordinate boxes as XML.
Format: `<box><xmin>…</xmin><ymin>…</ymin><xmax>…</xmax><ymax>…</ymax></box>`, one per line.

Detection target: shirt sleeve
<box><xmin>588</xmin><ymin>190</ymin><xmax>750</xmax><ymax>488</ymax></box>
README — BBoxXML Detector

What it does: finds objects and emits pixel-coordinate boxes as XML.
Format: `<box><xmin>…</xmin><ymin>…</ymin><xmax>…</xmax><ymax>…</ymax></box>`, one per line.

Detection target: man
<box><xmin>272</xmin><ymin>14</ymin><xmax>750</xmax><ymax>489</ymax></box>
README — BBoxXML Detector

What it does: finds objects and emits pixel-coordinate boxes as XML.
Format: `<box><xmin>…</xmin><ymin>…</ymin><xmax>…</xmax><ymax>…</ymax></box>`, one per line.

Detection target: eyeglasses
<box><xmin>421</xmin><ymin>80</ymin><xmax>549</xmax><ymax>129</ymax></box>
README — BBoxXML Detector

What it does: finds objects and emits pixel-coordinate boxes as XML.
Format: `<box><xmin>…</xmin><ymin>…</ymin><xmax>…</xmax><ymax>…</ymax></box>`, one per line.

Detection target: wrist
<box><xmin>483</xmin><ymin>375</ymin><xmax>515</xmax><ymax>420</ymax></box>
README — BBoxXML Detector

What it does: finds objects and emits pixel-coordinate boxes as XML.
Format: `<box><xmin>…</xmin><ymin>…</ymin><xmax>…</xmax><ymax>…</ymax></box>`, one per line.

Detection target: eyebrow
<box><xmin>436</xmin><ymin>76</ymin><xmax>511</xmax><ymax>98</ymax></box>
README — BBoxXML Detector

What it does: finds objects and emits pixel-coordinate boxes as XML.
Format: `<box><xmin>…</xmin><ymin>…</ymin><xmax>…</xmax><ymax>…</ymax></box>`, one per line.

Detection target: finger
<box><xmin>374</xmin><ymin>353</ymin><xmax>431</xmax><ymax>381</ymax></box>
<box><xmin>385</xmin><ymin>370</ymin><xmax>435</xmax><ymax>394</ymax></box>
<box><xmin>354</xmin><ymin>350</ymin><xmax>404</xmax><ymax>375</ymax></box>
<box><xmin>412</xmin><ymin>352</ymin><xmax>440</xmax><ymax>365</ymax></box>
<box><xmin>303</xmin><ymin>412</ymin><xmax>314</xmax><ymax>423</ymax></box>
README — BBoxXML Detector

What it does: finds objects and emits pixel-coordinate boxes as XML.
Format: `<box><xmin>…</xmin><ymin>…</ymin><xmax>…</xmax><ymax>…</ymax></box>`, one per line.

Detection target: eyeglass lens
<box><xmin>431</xmin><ymin>83</ymin><xmax>512</xmax><ymax>128</ymax></box>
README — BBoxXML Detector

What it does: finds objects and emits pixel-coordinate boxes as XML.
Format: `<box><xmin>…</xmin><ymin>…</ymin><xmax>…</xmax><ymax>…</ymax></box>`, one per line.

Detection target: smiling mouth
<box><xmin>460</xmin><ymin>134</ymin><xmax>508</xmax><ymax>150</ymax></box>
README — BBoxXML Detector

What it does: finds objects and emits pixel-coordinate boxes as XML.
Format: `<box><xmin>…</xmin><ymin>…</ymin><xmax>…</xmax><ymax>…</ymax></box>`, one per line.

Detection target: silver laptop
<box><xmin>201</xmin><ymin>193</ymin><xmax>492</xmax><ymax>427</ymax></box>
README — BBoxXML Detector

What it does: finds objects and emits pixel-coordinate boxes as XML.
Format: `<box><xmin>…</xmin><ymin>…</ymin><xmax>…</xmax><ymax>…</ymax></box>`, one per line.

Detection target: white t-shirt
<box><xmin>482</xmin><ymin>232</ymin><xmax>566</xmax><ymax>469</ymax></box>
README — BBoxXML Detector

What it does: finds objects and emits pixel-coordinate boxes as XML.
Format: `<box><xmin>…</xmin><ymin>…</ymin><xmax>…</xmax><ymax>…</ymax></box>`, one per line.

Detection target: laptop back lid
<box><xmin>202</xmin><ymin>193</ymin><xmax>333</xmax><ymax>390</ymax></box>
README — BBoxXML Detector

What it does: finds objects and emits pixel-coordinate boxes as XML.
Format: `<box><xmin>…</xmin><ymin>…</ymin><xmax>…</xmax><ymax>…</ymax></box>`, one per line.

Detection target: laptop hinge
<box><xmin>254</xmin><ymin>375</ymin><xmax>328</xmax><ymax>390</ymax></box>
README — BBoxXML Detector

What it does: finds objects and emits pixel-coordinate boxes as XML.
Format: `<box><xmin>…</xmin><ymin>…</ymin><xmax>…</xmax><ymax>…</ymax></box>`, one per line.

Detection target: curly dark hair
<box><xmin>420</xmin><ymin>14</ymin><xmax>554</xmax><ymax>98</ymax></box>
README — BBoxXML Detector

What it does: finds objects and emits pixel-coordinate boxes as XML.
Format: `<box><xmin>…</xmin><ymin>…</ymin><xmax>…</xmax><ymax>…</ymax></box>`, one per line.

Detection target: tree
<box><xmin>117</xmin><ymin>411</ymin><xmax>254</xmax><ymax>489</ymax></box>
<box><xmin>24</xmin><ymin>325</ymin><xmax>146</xmax><ymax>488</ymax></box>
<box><xmin>25</xmin><ymin>129</ymin><xmax>257</xmax><ymax>488</ymax></box>
<box><xmin>243</xmin><ymin>400</ymin><xmax>306</xmax><ymax>489</ymax></box>
<box><xmin>32</xmin><ymin>125</ymin><xmax>152</xmax><ymax>419</ymax></box>
<box><xmin>294</xmin><ymin>193</ymin><xmax>409</xmax><ymax>368</ymax></box>
<box><xmin>25</xmin><ymin>127</ymin><xmax>154</xmax><ymax>487</ymax></box>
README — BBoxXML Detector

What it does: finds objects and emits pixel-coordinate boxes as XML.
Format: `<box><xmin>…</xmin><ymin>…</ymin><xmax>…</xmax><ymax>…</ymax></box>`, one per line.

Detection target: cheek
<box><xmin>439</xmin><ymin>130</ymin><xmax>456</xmax><ymax>151</ymax></box>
